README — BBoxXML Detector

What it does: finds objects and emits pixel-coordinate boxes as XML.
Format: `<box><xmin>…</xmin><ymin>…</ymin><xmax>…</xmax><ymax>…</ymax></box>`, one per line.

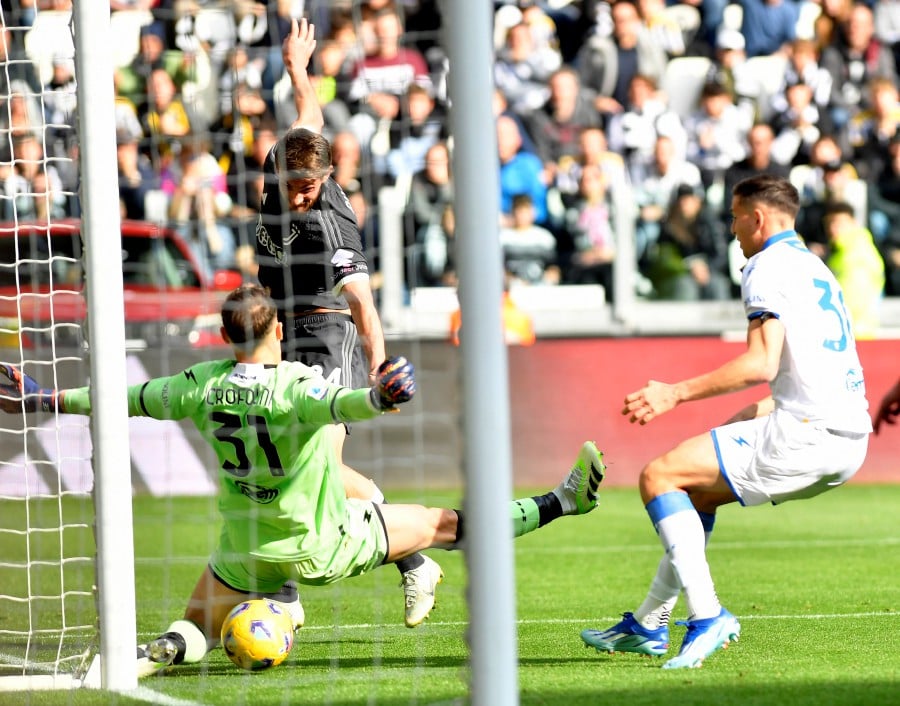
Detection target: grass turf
<box><xmin>2</xmin><ymin>484</ymin><xmax>899</xmax><ymax>705</ymax></box>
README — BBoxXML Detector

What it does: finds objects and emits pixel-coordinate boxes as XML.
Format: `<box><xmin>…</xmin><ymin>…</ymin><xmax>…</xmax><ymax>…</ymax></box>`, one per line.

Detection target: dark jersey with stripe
<box><xmin>254</xmin><ymin>147</ymin><xmax>369</xmax><ymax>315</ymax></box>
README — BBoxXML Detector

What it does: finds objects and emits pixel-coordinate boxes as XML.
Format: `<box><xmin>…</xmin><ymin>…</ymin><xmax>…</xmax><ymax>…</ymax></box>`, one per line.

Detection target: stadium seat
<box><xmin>722</xmin><ymin>3</ymin><xmax>743</xmax><ymax>31</ymax></box>
<box><xmin>24</xmin><ymin>10</ymin><xmax>75</xmax><ymax>86</ymax></box>
<box><xmin>739</xmin><ymin>54</ymin><xmax>788</xmax><ymax>122</ymax></box>
<box><xmin>795</xmin><ymin>1</ymin><xmax>822</xmax><ymax>41</ymax></box>
<box><xmin>663</xmin><ymin>3</ymin><xmax>702</xmax><ymax>50</ymax></box>
<box><xmin>109</xmin><ymin>9</ymin><xmax>155</xmax><ymax>68</ymax></box>
<box><xmin>660</xmin><ymin>56</ymin><xmax>713</xmax><ymax>120</ymax></box>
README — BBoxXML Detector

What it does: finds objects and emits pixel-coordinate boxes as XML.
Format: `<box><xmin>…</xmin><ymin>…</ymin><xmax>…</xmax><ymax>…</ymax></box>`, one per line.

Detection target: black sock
<box><xmin>396</xmin><ymin>553</ymin><xmax>425</xmax><ymax>573</ymax></box>
<box><xmin>532</xmin><ymin>492</ymin><xmax>563</xmax><ymax>527</ymax></box>
<box><xmin>158</xmin><ymin>631</ymin><xmax>187</xmax><ymax>665</ymax></box>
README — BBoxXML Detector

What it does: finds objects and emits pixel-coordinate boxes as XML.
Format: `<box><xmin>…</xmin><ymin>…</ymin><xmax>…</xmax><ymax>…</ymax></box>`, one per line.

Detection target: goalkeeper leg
<box><xmin>137</xmin><ymin>566</ymin><xmax>265</xmax><ymax>677</ymax></box>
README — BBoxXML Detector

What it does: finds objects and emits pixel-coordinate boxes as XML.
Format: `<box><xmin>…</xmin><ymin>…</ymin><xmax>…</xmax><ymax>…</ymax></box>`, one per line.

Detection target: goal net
<box><xmin>0</xmin><ymin>5</ymin><xmax>99</xmax><ymax>690</ymax></box>
<box><xmin>0</xmin><ymin>0</ymin><xmax>514</xmax><ymax>700</ymax></box>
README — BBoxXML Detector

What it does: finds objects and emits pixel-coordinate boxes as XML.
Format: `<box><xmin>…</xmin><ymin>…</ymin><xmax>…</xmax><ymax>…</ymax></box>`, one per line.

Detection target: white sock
<box><xmin>165</xmin><ymin>619</ymin><xmax>209</xmax><ymax>663</ymax></box>
<box><xmin>646</xmin><ymin>492</ymin><xmax>720</xmax><ymax>621</ymax></box>
<box><xmin>635</xmin><ymin>513</ymin><xmax>716</xmax><ymax>628</ymax></box>
<box><xmin>634</xmin><ymin>555</ymin><xmax>679</xmax><ymax>630</ymax></box>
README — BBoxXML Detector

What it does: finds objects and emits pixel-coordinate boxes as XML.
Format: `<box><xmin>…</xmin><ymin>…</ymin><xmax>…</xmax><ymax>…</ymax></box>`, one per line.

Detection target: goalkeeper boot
<box><xmin>136</xmin><ymin>636</ymin><xmax>179</xmax><ymax>678</ymax></box>
<box><xmin>400</xmin><ymin>555</ymin><xmax>444</xmax><ymax>628</ymax></box>
<box><xmin>266</xmin><ymin>580</ymin><xmax>305</xmax><ymax>631</ymax></box>
<box><xmin>581</xmin><ymin>612</ymin><xmax>670</xmax><ymax>656</ymax></box>
<box><xmin>662</xmin><ymin>608</ymin><xmax>741</xmax><ymax>669</ymax></box>
<box><xmin>553</xmin><ymin>441</ymin><xmax>605</xmax><ymax>515</ymax></box>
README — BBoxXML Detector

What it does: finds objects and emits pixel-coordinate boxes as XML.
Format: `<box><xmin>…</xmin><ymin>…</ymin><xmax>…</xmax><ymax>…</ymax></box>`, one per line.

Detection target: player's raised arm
<box><xmin>284</xmin><ymin>17</ymin><xmax>324</xmax><ymax>134</ymax></box>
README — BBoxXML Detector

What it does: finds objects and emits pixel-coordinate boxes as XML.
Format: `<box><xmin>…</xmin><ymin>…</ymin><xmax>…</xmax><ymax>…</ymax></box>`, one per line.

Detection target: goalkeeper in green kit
<box><xmin>0</xmin><ymin>283</ymin><xmax>605</xmax><ymax>676</ymax></box>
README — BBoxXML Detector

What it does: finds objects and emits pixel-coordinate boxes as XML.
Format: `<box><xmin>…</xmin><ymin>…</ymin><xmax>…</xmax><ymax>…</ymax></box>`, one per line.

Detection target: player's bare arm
<box><xmin>284</xmin><ymin>17</ymin><xmax>324</xmax><ymax>134</ymax></box>
<box><xmin>873</xmin><ymin>378</ymin><xmax>900</xmax><ymax>434</ymax></box>
<box><xmin>341</xmin><ymin>278</ymin><xmax>386</xmax><ymax>380</ymax></box>
<box><xmin>622</xmin><ymin>317</ymin><xmax>784</xmax><ymax>425</ymax></box>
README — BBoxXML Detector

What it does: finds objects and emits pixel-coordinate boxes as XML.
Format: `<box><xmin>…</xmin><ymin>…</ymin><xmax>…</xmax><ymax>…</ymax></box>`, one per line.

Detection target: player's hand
<box><xmin>622</xmin><ymin>380</ymin><xmax>678</xmax><ymax>425</ymax></box>
<box><xmin>873</xmin><ymin>380</ymin><xmax>900</xmax><ymax>435</ymax></box>
<box><xmin>283</xmin><ymin>17</ymin><xmax>316</xmax><ymax>78</ymax></box>
<box><xmin>371</xmin><ymin>356</ymin><xmax>416</xmax><ymax>411</ymax></box>
<box><xmin>0</xmin><ymin>363</ymin><xmax>58</xmax><ymax>413</ymax></box>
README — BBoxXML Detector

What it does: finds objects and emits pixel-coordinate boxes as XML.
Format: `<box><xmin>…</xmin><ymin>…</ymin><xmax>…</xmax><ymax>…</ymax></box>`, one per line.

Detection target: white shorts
<box><xmin>711</xmin><ymin>408</ymin><xmax>869</xmax><ymax>507</ymax></box>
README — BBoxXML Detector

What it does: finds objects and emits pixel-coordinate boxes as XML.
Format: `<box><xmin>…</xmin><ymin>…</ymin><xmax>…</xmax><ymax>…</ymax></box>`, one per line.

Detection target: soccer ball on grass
<box><xmin>220</xmin><ymin>598</ymin><xmax>294</xmax><ymax>671</ymax></box>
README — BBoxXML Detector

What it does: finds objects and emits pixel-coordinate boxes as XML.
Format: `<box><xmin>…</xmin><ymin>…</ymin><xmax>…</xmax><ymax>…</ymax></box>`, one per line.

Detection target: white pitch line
<box><xmin>519</xmin><ymin>536</ymin><xmax>900</xmax><ymax>554</ymax></box>
<box><xmin>297</xmin><ymin>610</ymin><xmax>900</xmax><ymax>633</ymax></box>
<box><xmin>123</xmin><ymin>685</ymin><xmax>209</xmax><ymax>706</ymax></box>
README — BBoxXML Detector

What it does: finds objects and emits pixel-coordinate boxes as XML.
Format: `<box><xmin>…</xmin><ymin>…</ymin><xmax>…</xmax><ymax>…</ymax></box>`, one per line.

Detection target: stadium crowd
<box><xmin>1</xmin><ymin>0</ymin><xmax>898</xmax><ymax>316</ymax></box>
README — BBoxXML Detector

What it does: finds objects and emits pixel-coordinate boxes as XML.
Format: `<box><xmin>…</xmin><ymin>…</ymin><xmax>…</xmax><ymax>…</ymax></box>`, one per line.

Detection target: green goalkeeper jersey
<box><xmin>65</xmin><ymin>360</ymin><xmax>383</xmax><ymax>562</ymax></box>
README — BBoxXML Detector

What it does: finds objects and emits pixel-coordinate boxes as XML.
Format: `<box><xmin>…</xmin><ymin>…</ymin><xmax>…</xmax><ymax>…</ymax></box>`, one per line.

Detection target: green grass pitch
<box><xmin>4</xmin><ymin>484</ymin><xmax>899</xmax><ymax>706</ymax></box>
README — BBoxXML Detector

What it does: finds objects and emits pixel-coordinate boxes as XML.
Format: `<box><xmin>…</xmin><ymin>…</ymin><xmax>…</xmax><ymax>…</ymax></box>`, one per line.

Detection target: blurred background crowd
<box><xmin>0</xmin><ymin>0</ymin><xmax>898</xmax><ymax>323</ymax></box>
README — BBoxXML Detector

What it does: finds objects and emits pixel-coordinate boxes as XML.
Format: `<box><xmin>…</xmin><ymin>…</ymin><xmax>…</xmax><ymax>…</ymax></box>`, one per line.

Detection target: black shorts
<box><xmin>282</xmin><ymin>312</ymin><xmax>368</xmax><ymax>389</ymax></box>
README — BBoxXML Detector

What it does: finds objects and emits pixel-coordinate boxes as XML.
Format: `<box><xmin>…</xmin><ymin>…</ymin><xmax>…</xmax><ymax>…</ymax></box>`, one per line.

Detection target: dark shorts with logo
<box><xmin>281</xmin><ymin>312</ymin><xmax>368</xmax><ymax>389</ymax></box>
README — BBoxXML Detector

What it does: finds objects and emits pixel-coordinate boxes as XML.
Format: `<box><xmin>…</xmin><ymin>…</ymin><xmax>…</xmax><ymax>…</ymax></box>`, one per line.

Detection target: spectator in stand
<box><xmin>868</xmin><ymin>133</ymin><xmax>900</xmax><ymax>296</ymax></box>
<box><xmin>873</xmin><ymin>0</ymin><xmax>900</xmax><ymax>69</ymax></box>
<box><xmin>497</xmin><ymin>113</ymin><xmax>550</xmax><ymax>229</ymax></box>
<box><xmin>307</xmin><ymin>37</ymin><xmax>354</xmax><ymax>138</ymax></box>
<box><xmin>0</xmin><ymin>24</ymin><xmax>40</xmax><ymax>99</ymax></box>
<box><xmin>406</xmin><ymin>140</ymin><xmax>455</xmax><ymax>287</ymax></box>
<box><xmin>723</xmin><ymin>123</ymin><xmax>790</xmax><ymax>223</ymax></box>
<box><xmin>116</xmin><ymin>20</ymin><xmax>191</xmax><ymax>113</ymax></box>
<box><xmin>382</xmin><ymin>82</ymin><xmax>448</xmax><ymax>185</ymax></box>
<box><xmin>637</xmin><ymin>0</ymin><xmax>686</xmax><ymax>58</ymax></box>
<box><xmin>574</xmin><ymin>0</ymin><xmax>668</xmax><ymax>126</ymax></box>
<box><xmin>769</xmin><ymin>39</ymin><xmax>833</xmax><ymax>117</ymax></box>
<box><xmin>823</xmin><ymin>200</ymin><xmax>885</xmax><ymax>339</ymax></box>
<box><xmin>234</xmin><ymin>0</ymin><xmax>291</xmax><ymax>110</ymax></box>
<box><xmin>449</xmin><ymin>272</ymin><xmax>535</xmax><ymax>346</ymax></box>
<box><xmin>166</xmin><ymin>134</ymin><xmax>237</xmax><ymax>276</ymax></box>
<box><xmin>0</xmin><ymin>82</ymin><xmax>43</xmax><ymax>158</ymax></box>
<box><xmin>606</xmin><ymin>72</ymin><xmax>687</xmax><ymax>186</ymax></box>
<box><xmin>769</xmin><ymin>79</ymin><xmax>832</xmax><ymax>167</ymax></box>
<box><xmin>523</xmin><ymin>66</ymin><xmax>603</xmax><ymax>171</ymax></box>
<box><xmin>814</xmin><ymin>0</ymin><xmax>854</xmax><ymax>53</ymax></box>
<box><xmin>683</xmin><ymin>80</ymin><xmax>752</xmax><ymax>194</ymax></box>
<box><xmin>3</xmin><ymin>134</ymin><xmax>68</xmax><ymax>221</ymax></box>
<box><xmin>41</xmin><ymin>55</ymin><xmax>79</xmax><ymax>190</ymax></box>
<box><xmin>707</xmin><ymin>28</ymin><xmax>766</xmax><ymax>126</ymax></box>
<box><xmin>492</xmin><ymin>86</ymin><xmax>539</xmax><ymax>155</ymax></box>
<box><xmin>644</xmin><ymin>183</ymin><xmax>731</xmax><ymax>301</ymax></box>
<box><xmin>556</xmin><ymin>125</ymin><xmax>628</xmax><ymax>208</ymax></box>
<box><xmin>633</xmin><ymin>134</ymin><xmax>704</xmax><ymax>264</ymax></box>
<box><xmin>562</xmin><ymin>163</ymin><xmax>616</xmax><ymax>297</ymax></box>
<box><xmin>820</xmin><ymin>2</ymin><xmax>897</xmax><ymax>132</ymax></box>
<box><xmin>677</xmin><ymin>0</ymin><xmax>730</xmax><ymax>55</ymax></box>
<box><xmin>738</xmin><ymin>0</ymin><xmax>798</xmax><ymax>58</ymax></box>
<box><xmin>500</xmin><ymin>193</ymin><xmax>560</xmax><ymax>286</ymax></box>
<box><xmin>141</xmin><ymin>67</ymin><xmax>195</xmax><ymax>155</ymax></box>
<box><xmin>847</xmin><ymin>77</ymin><xmax>900</xmax><ymax>182</ymax></box>
<box><xmin>117</xmin><ymin>123</ymin><xmax>159</xmax><ymax>221</ymax></box>
<box><xmin>796</xmin><ymin>152</ymin><xmax>861</xmax><ymax>258</ymax></box>
<box><xmin>344</xmin><ymin>6</ymin><xmax>432</xmax><ymax>153</ymax></box>
<box><xmin>493</xmin><ymin>19</ymin><xmax>562</xmax><ymax>116</ymax></box>
<box><xmin>331</xmin><ymin>129</ymin><xmax>386</xmax><ymax>208</ymax></box>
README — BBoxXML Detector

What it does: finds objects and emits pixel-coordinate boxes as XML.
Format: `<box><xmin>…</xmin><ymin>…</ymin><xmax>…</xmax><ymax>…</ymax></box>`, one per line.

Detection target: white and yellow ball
<box><xmin>220</xmin><ymin>598</ymin><xmax>294</xmax><ymax>671</ymax></box>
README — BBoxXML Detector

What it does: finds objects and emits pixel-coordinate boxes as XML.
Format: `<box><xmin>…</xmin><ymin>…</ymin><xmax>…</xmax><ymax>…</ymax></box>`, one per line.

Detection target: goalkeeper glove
<box><xmin>0</xmin><ymin>363</ymin><xmax>59</xmax><ymax>413</ymax></box>
<box><xmin>370</xmin><ymin>356</ymin><xmax>416</xmax><ymax>411</ymax></box>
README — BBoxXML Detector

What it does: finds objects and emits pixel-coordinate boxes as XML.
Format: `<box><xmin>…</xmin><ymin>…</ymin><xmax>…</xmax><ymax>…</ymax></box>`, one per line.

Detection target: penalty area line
<box><xmin>300</xmin><ymin>610</ymin><xmax>900</xmax><ymax>632</ymax></box>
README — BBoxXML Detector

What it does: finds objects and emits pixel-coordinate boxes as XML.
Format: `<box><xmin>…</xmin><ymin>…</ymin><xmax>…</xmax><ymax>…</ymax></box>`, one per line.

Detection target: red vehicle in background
<box><xmin>0</xmin><ymin>219</ymin><xmax>242</xmax><ymax>349</ymax></box>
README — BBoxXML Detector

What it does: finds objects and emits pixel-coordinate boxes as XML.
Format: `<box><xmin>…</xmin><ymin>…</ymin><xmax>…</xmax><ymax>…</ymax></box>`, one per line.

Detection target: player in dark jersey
<box><xmin>0</xmin><ymin>283</ymin><xmax>606</xmax><ymax>676</ymax></box>
<box><xmin>254</xmin><ymin>18</ymin><xmax>439</xmax><ymax>628</ymax></box>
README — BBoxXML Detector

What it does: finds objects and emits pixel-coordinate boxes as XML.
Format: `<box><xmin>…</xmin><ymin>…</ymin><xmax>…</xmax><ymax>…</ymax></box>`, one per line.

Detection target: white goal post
<box><xmin>0</xmin><ymin>2</ymin><xmax>136</xmax><ymax>692</ymax></box>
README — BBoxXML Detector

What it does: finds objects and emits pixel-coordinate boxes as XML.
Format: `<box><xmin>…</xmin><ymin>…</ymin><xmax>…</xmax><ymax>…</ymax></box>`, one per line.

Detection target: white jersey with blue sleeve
<box><xmin>740</xmin><ymin>230</ymin><xmax>872</xmax><ymax>433</ymax></box>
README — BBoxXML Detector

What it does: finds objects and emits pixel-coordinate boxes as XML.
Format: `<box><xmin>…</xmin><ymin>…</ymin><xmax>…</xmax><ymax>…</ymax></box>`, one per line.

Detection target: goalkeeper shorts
<box><xmin>210</xmin><ymin>499</ymin><xmax>390</xmax><ymax>593</ymax></box>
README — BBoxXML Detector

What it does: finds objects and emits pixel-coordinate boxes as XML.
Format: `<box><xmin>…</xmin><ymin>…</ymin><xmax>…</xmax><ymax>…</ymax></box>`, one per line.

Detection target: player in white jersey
<box><xmin>581</xmin><ymin>174</ymin><xmax>871</xmax><ymax>669</ymax></box>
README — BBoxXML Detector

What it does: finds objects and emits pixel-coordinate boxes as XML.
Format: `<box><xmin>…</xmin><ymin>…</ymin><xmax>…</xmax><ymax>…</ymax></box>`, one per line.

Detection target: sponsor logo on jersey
<box><xmin>235</xmin><ymin>480</ymin><xmax>279</xmax><ymax>504</ymax></box>
<box><xmin>256</xmin><ymin>223</ymin><xmax>285</xmax><ymax>264</ymax></box>
<box><xmin>306</xmin><ymin>382</ymin><xmax>328</xmax><ymax>400</ymax></box>
<box><xmin>331</xmin><ymin>248</ymin><xmax>354</xmax><ymax>267</ymax></box>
